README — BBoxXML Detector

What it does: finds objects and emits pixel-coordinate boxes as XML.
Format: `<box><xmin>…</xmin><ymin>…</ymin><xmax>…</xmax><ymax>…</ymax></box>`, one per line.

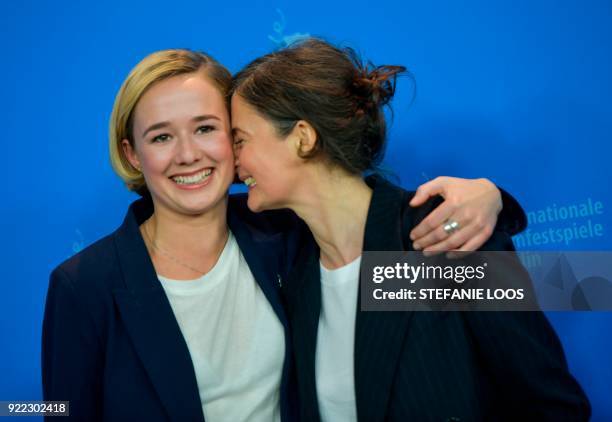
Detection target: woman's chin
<box><xmin>247</xmin><ymin>197</ymin><xmax>263</xmax><ymax>213</ymax></box>
<box><xmin>162</xmin><ymin>190</ymin><xmax>228</xmax><ymax>217</ymax></box>
<box><xmin>247</xmin><ymin>191</ymin><xmax>271</xmax><ymax>213</ymax></box>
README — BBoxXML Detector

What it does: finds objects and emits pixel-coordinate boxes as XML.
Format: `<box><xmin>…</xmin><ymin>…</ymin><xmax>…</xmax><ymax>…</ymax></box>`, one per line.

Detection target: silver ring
<box><xmin>443</xmin><ymin>219</ymin><xmax>460</xmax><ymax>235</ymax></box>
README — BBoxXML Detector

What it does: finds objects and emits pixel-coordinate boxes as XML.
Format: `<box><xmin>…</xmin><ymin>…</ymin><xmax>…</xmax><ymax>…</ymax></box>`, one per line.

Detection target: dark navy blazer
<box><xmin>42</xmin><ymin>195</ymin><xmax>301</xmax><ymax>422</ymax></box>
<box><xmin>42</xmin><ymin>182</ymin><xmax>528</xmax><ymax>422</ymax></box>
<box><xmin>282</xmin><ymin>176</ymin><xmax>590</xmax><ymax>422</ymax></box>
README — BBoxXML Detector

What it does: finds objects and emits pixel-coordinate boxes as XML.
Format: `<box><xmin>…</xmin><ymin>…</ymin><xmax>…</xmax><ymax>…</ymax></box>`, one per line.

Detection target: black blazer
<box><xmin>42</xmin><ymin>195</ymin><xmax>300</xmax><ymax>422</ymax></box>
<box><xmin>283</xmin><ymin>176</ymin><xmax>590</xmax><ymax>422</ymax></box>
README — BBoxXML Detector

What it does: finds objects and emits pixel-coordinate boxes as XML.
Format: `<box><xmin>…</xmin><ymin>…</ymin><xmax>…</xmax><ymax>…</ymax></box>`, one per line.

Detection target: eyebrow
<box><xmin>142</xmin><ymin>115</ymin><xmax>221</xmax><ymax>138</ymax></box>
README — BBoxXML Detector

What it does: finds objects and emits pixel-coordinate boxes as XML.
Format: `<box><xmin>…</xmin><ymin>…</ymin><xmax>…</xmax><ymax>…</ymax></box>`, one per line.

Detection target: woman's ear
<box><xmin>121</xmin><ymin>139</ymin><xmax>141</xmax><ymax>171</ymax></box>
<box><xmin>292</xmin><ymin>120</ymin><xmax>318</xmax><ymax>155</ymax></box>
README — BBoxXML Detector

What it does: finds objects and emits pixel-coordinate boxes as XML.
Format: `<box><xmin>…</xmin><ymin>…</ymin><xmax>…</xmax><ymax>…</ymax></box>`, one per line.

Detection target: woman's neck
<box><xmin>141</xmin><ymin>198</ymin><xmax>229</xmax><ymax>279</ymax></box>
<box><xmin>289</xmin><ymin>166</ymin><xmax>372</xmax><ymax>270</ymax></box>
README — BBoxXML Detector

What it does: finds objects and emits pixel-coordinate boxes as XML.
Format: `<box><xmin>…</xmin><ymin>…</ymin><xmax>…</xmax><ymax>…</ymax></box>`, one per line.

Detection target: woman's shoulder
<box><xmin>50</xmin><ymin>230</ymin><xmax>125</xmax><ymax>302</ymax></box>
<box><xmin>368</xmin><ymin>175</ymin><xmax>517</xmax><ymax>252</ymax></box>
<box><xmin>365</xmin><ymin>174</ymin><xmax>442</xmax><ymax>228</ymax></box>
<box><xmin>51</xmin><ymin>197</ymin><xmax>150</xmax><ymax>289</ymax></box>
<box><xmin>45</xmin><ymin>231</ymin><xmax>125</xmax><ymax>339</ymax></box>
<box><xmin>54</xmin><ymin>232</ymin><xmax>119</xmax><ymax>279</ymax></box>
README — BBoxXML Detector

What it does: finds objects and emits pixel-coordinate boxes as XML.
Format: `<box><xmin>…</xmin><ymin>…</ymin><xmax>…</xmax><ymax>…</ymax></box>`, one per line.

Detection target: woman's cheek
<box><xmin>208</xmin><ymin>134</ymin><xmax>235</xmax><ymax>160</ymax></box>
<box><xmin>142</xmin><ymin>149</ymin><xmax>171</xmax><ymax>173</ymax></box>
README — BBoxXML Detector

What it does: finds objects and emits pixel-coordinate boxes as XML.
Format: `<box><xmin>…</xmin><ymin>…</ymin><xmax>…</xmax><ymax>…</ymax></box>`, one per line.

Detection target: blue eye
<box><xmin>152</xmin><ymin>134</ymin><xmax>171</xmax><ymax>143</ymax></box>
<box><xmin>197</xmin><ymin>125</ymin><xmax>215</xmax><ymax>134</ymax></box>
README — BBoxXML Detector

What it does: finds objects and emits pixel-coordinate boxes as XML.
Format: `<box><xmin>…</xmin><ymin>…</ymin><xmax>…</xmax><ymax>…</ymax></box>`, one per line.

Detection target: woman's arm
<box><xmin>465</xmin><ymin>309</ymin><xmax>591</xmax><ymax>420</ymax></box>
<box><xmin>42</xmin><ymin>267</ymin><xmax>103</xmax><ymax>421</ymax></box>
<box><xmin>462</xmin><ymin>230</ymin><xmax>590</xmax><ymax>419</ymax></box>
<box><xmin>229</xmin><ymin>176</ymin><xmax>527</xmax><ymax>256</ymax></box>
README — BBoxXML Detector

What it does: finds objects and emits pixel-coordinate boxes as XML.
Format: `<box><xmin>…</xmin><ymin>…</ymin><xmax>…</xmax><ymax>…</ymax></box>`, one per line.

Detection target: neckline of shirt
<box><xmin>319</xmin><ymin>255</ymin><xmax>362</xmax><ymax>286</ymax></box>
<box><xmin>157</xmin><ymin>231</ymin><xmax>236</xmax><ymax>294</ymax></box>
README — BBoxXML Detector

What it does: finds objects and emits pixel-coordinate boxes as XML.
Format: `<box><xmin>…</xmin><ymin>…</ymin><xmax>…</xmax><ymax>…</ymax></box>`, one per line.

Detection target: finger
<box><xmin>446</xmin><ymin>230</ymin><xmax>493</xmax><ymax>258</ymax></box>
<box><xmin>409</xmin><ymin>176</ymin><xmax>449</xmax><ymax>206</ymax></box>
<box><xmin>422</xmin><ymin>222</ymin><xmax>479</xmax><ymax>254</ymax></box>
<box><xmin>410</xmin><ymin>200</ymin><xmax>456</xmax><ymax>241</ymax></box>
<box><xmin>413</xmin><ymin>216</ymin><xmax>463</xmax><ymax>251</ymax></box>
<box><xmin>445</xmin><ymin>217</ymin><xmax>496</xmax><ymax>253</ymax></box>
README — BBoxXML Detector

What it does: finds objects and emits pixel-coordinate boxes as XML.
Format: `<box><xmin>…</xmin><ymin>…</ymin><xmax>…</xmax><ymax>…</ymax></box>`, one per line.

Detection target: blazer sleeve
<box><xmin>42</xmin><ymin>267</ymin><xmax>103</xmax><ymax>421</ymax></box>
<box><xmin>395</xmin><ymin>180</ymin><xmax>526</xmax><ymax>237</ymax></box>
<box><xmin>496</xmin><ymin>187</ymin><xmax>528</xmax><ymax>235</ymax></box>
<box><xmin>403</xmin><ymin>196</ymin><xmax>590</xmax><ymax>420</ymax></box>
<box><xmin>463</xmin><ymin>231</ymin><xmax>591</xmax><ymax>420</ymax></box>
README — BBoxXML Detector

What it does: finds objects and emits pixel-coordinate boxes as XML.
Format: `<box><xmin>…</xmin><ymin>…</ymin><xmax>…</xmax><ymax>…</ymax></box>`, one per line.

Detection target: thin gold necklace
<box><xmin>143</xmin><ymin>219</ymin><xmax>220</xmax><ymax>276</ymax></box>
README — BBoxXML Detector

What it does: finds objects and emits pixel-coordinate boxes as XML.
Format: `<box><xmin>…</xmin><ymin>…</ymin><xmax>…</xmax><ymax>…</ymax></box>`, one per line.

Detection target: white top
<box><xmin>158</xmin><ymin>232</ymin><xmax>284</xmax><ymax>422</ymax></box>
<box><xmin>315</xmin><ymin>256</ymin><xmax>361</xmax><ymax>422</ymax></box>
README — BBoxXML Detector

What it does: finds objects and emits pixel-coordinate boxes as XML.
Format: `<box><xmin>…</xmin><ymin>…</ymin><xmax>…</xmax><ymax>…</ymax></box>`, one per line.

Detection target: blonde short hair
<box><xmin>109</xmin><ymin>49</ymin><xmax>232</xmax><ymax>195</ymax></box>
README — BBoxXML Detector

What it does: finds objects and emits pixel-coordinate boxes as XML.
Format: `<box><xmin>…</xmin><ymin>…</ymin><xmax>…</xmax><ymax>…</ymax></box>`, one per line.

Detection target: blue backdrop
<box><xmin>2</xmin><ymin>0</ymin><xmax>610</xmax><ymax>419</ymax></box>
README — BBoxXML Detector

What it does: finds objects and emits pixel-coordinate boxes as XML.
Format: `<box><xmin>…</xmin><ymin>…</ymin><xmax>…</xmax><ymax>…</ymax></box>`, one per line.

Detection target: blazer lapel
<box><xmin>283</xmin><ymin>176</ymin><xmax>417</xmax><ymax>422</ymax></box>
<box><xmin>111</xmin><ymin>199</ymin><xmax>205</xmax><ymax>422</ymax></box>
<box><xmin>226</xmin><ymin>207</ymin><xmax>288</xmax><ymax>328</ymax></box>
<box><xmin>354</xmin><ymin>176</ymin><xmax>415</xmax><ymax>422</ymax></box>
<box><xmin>226</xmin><ymin>200</ymin><xmax>300</xmax><ymax>422</ymax></box>
<box><xmin>285</xmin><ymin>235</ymin><xmax>322</xmax><ymax>422</ymax></box>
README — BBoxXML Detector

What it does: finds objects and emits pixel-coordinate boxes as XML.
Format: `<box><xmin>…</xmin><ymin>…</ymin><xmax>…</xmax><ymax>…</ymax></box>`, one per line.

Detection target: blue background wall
<box><xmin>1</xmin><ymin>0</ymin><xmax>610</xmax><ymax>419</ymax></box>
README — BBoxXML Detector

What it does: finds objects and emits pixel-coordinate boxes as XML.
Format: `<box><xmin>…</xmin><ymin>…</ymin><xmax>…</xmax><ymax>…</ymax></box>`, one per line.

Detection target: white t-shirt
<box><xmin>158</xmin><ymin>232</ymin><xmax>284</xmax><ymax>422</ymax></box>
<box><xmin>315</xmin><ymin>256</ymin><xmax>361</xmax><ymax>422</ymax></box>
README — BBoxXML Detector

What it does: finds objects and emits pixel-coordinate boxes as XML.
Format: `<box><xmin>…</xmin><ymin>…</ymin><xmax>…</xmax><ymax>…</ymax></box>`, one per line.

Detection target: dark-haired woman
<box><xmin>231</xmin><ymin>38</ymin><xmax>590</xmax><ymax>421</ymax></box>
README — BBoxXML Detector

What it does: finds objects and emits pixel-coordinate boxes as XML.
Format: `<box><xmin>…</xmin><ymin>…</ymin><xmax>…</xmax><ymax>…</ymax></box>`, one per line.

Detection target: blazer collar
<box><xmin>354</xmin><ymin>175</ymin><xmax>416</xmax><ymax>422</ymax></box>
<box><xmin>110</xmin><ymin>197</ymin><xmax>293</xmax><ymax>422</ymax></box>
<box><xmin>288</xmin><ymin>175</ymin><xmax>415</xmax><ymax>422</ymax></box>
<box><xmin>226</xmin><ymin>204</ymin><xmax>289</xmax><ymax>329</ymax></box>
<box><xmin>111</xmin><ymin>196</ymin><xmax>205</xmax><ymax>421</ymax></box>
<box><xmin>286</xmin><ymin>236</ymin><xmax>321</xmax><ymax>422</ymax></box>
<box><xmin>225</xmin><ymin>198</ymin><xmax>293</xmax><ymax>422</ymax></box>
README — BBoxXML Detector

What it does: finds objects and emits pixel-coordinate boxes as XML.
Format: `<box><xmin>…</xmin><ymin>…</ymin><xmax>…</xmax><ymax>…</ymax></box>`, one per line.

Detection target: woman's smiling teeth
<box><xmin>244</xmin><ymin>176</ymin><xmax>257</xmax><ymax>187</ymax></box>
<box><xmin>171</xmin><ymin>168</ymin><xmax>213</xmax><ymax>185</ymax></box>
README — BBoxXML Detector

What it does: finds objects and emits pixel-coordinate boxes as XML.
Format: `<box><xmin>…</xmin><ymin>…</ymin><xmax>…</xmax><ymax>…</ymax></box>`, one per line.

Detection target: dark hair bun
<box><xmin>352</xmin><ymin>63</ymin><xmax>406</xmax><ymax>112</ymax></box>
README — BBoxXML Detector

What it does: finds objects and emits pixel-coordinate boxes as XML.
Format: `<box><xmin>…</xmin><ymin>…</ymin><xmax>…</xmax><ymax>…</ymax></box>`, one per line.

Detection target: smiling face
<box><xmin>122</xmin><ymin>71</ymin><xmax>234</xmax><ymax>218</ymax></box>
<box><xmin>231</xmin><ymin>94</ymin><xmax>304</xmax><ymax>212</ymax></box>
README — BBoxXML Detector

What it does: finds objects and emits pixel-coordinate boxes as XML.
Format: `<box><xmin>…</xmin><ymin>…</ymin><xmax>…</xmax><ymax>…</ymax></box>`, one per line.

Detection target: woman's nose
<box><xmin>175</xmin><ymin>137</ymin><xmax>201</xmax><ymax>165</ymax></box>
